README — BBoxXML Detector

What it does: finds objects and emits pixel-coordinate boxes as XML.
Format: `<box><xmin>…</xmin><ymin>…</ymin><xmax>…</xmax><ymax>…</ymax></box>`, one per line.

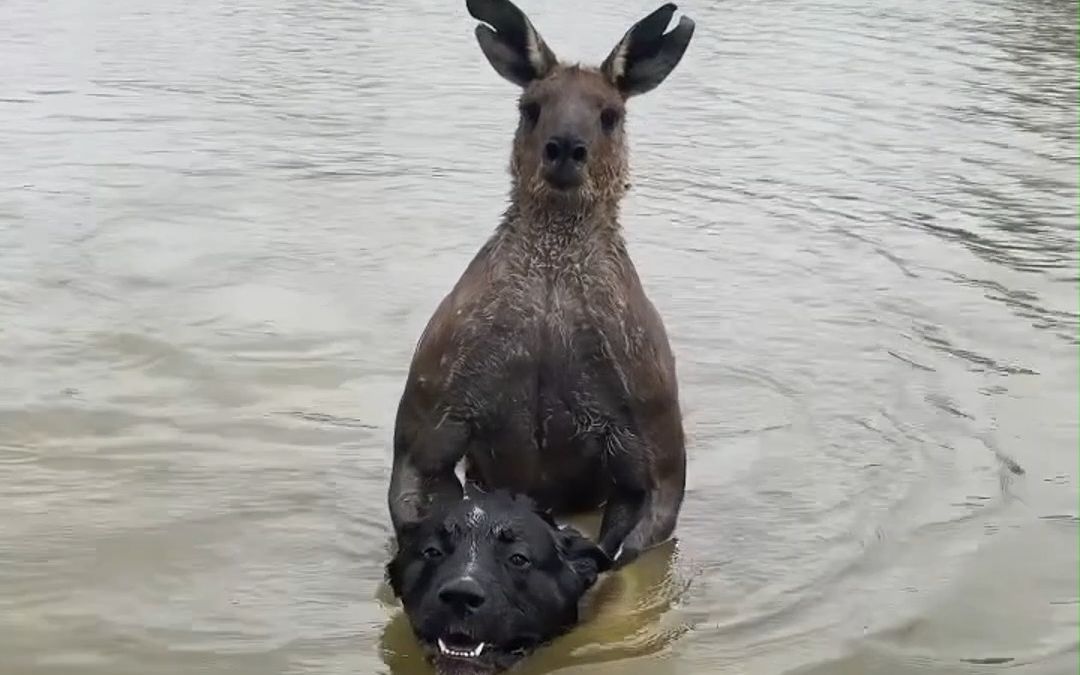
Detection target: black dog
<box><xmin>386</xmin><ymin>490</ymin><xmax>612</xmax><ymax>673</ymax></box>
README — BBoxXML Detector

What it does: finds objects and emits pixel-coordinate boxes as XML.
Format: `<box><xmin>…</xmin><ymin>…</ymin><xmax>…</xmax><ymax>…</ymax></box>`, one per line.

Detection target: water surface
<box><xmin>0</xmin><ymin>0</ymin><xmax>1077</xmax><ymax>673</ymax></box>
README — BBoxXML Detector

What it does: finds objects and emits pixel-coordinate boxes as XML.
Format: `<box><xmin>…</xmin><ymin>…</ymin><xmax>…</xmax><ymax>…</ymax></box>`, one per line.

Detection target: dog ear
<box><xmin>385</xmin><ymin>556</ymin><xmax>404</xmax><ymax>597</ymax></box>
<box><xmin>385</xmin><ymin>522</ymin><xmax>421</xmax><ymax>598</ymax></box>
<box><xmin>557</xmin><ymin>527</ymin><xmax>613</xmax><ymax>589</ymax></box>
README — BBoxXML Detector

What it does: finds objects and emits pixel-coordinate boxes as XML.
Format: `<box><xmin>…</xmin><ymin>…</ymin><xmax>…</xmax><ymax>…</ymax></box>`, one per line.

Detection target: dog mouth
<box><xmin>426</xmin><ymin>632</ymin><xmax>540</xmax><ymax>663</ymax></box>
<box><xmin>436</xmin><ymin>634</ymin><xmax>487</xmax><ymax>659</ymax></box>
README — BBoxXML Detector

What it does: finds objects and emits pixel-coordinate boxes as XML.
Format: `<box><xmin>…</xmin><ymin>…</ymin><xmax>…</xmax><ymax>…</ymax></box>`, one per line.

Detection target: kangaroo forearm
<box><xmin>389</xmin><ymin>462</ymin><xmax>464</xmax><ymax>532</ymax></box>
<box><xmin>597</xmin><ymin>490</ymin><xmax>645</xmax><ymax>562</ymax></box>
<box><xmin>388</xmin><ymin>416</ymin><xmax>470</xmax><ymax>532</ymax></box>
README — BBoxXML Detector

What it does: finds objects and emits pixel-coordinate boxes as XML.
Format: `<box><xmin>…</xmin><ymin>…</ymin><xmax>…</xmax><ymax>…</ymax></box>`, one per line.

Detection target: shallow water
<box><xmin>0</xmin><ymin>0</ymin><xmax>1077</xmax><ymax>673</ymax></box>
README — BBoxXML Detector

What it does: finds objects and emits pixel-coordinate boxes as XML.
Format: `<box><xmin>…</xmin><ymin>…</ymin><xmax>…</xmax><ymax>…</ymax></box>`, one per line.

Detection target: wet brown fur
<box><xmin>389</xmin><ymin>0</ymin><xmax>695</xmax><ymax>567</ymax></box>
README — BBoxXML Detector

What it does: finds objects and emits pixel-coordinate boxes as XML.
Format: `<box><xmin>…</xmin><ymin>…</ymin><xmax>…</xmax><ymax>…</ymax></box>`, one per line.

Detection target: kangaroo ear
<box><xmin>467</xmin><ymin>0</ymin><xmax>558</xmax><ymax>87</ymax></box>
<box><xmin>601</xmin><ymin>3</ymin><xmax>695</xmax><ymax>98</ymax></box>
<box><xmin>558</xmin><ymin>527</ymin><xmax>613</xmax><ymax>590</ymax></box>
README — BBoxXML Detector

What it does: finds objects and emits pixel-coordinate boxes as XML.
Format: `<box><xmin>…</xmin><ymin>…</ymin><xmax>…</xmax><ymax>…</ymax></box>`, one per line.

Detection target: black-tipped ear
<box><xmin>467</xmin><ymin>0</ymin><xmax>558</xmax><ymax>87</ymax></box>
<box><xmin>601</xmin><ymin>3</ymin><xmax>695</xmax><ymax>98</ymax></box>
<box><xmin>558</xmin><ymin>527</ymin><xmax>613</xmax><ymax>589</ymax></box>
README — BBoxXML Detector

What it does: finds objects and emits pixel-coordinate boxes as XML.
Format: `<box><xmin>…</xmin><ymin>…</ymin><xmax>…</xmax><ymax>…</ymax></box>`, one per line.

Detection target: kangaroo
<box><xmin>388</xmin><ymin>0</ymin><xmax>694</xmax><ymax>568</ymax></box>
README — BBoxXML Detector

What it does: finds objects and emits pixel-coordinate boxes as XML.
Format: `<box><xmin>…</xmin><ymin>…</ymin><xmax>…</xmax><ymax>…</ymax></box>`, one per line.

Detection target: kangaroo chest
<box><xmin>454</xmin><ymin>234</ymin><xmax>639</xmax><ymax>505</ymax></box>
<box><xmin>525</xmin><ymin>262</ymin><xmax>618</xmax><ymax>362</ymax></box>
<box><xmin>471</xmin><ymin>263</ymin><xmax>630</xmax><ymax>439</ymax></box>
<box><xmin>464</xmin><ymin>268</ymin><xmax>624</xmax><ymax>505</ymax></box>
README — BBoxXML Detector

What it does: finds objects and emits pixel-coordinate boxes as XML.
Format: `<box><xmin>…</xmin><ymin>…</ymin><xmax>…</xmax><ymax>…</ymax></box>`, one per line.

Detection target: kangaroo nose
<box><xmin>543</xmin><ymin>136</ymin><xmax>587</xmax><ymax>165</ymax></box>
<box><xmin>437</xmin><ymin>577</ymin><xmax>486</xmax><ymax>610</ymax></box>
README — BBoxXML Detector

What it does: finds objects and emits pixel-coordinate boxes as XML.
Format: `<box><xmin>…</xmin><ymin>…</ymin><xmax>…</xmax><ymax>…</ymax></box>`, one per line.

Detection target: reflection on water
<box><xmin>0</xmin><ymin>0</ymin><xmax>1076</xmax><ymax>673</ymax></box>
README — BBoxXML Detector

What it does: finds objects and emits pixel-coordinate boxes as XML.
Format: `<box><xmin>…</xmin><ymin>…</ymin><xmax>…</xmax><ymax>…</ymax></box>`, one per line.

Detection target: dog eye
<box><xmin>600</xmin><ymin>107</ymin><xmax>621</xmax><ymax>132</ymax></box>
<box><xmin>508</xmin><ymin>553</ymin><xmax>530</xmax><ymax>568</ymax></box>
<box><xmin>422</xmin><ymin>546</ymin><xmax>444</xmax><ymax>560</ymax></box>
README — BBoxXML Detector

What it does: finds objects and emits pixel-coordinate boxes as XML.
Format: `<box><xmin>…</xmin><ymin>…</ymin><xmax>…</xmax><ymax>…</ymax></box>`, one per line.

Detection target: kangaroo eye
<box><xmin>509</xmin><ymin>553</ymin><xmax>531</xmax><ymax>568</ymax></box>
<box><xmin>600</xmin><ymin>107</ymin><xmax>621</xmax><ymax>132</ymax></box>
<box><xmin>521</xmin><ymin>101</ymin><xmax>541</xmax><ymax>125</ymax></box>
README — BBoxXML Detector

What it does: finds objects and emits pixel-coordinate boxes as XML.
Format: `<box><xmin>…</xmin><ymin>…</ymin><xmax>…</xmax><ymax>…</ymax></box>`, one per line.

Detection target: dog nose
<box><xmin>543</xmin><ymin>135</ymin><xmax>587</xmax><ymax>165</ymax></box>
<box><xmin>437</xmin><ymin>577</ymin><xmax>486</xmax><ymax>610</ymax></box>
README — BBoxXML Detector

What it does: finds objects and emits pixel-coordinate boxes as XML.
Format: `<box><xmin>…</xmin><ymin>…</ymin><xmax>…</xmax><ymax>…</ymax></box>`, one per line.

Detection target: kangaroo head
<box><xmin>466</xmin><ymin>0</ymin><xmax>695</xmax><ymax>214</ymax></box>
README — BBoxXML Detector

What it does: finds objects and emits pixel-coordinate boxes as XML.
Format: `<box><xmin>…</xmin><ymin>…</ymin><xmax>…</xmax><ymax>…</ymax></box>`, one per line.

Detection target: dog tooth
<box><xmin>471</xmin><ymin>643</ymin><xmax>486</xmax><ymax>657</ymax></box>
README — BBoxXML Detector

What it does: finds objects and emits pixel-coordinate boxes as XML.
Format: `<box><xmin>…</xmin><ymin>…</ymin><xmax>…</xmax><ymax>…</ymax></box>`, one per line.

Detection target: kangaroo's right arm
<box><xmin>387</xmin><ymin>243</ymin><xmax>494</xmax><ymax>534</ymax></box>
<box><xmin>389</xmin><ymin>386</ymin><xmax>469</xmax><ymax>533</ymax></box>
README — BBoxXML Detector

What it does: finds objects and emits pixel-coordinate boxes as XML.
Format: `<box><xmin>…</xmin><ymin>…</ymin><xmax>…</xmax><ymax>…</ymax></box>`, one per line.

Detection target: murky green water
<box><xmin>1</xmin><ymin>0</ymin><xmax>1076</xmax><ymax>673</ymax></box>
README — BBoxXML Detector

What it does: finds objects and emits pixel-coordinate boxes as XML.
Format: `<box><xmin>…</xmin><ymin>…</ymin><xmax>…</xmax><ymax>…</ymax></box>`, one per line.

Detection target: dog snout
<box><xmin>437</xmin><ymin>576</ymin><xmax>486</xmax><ymax>611</ymax></box>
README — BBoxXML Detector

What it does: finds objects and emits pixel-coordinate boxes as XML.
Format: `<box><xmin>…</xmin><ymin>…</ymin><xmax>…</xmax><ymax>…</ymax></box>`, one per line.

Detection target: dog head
<box><xmin>386</xmin><ymin>490</ymin><xmax>611</xmax><ymax>673</ymax></box>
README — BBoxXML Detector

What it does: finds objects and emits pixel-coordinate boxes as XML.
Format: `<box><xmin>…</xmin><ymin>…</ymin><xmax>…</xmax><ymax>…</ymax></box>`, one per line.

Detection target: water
<box><xmin>0</xmin><ymin>0</ymin><xmax>1076</xmax><ymax>673</ymax></box>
